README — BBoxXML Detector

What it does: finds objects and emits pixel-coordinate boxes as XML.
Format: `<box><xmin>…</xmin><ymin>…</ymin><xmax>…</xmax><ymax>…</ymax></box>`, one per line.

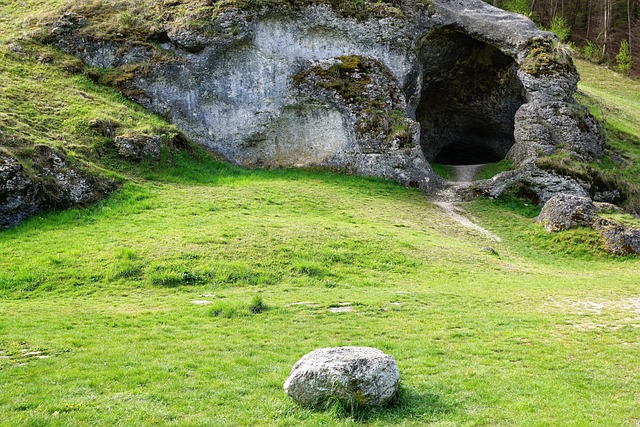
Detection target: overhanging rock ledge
<box><xmin>48</xmin><ymin>0</ymin><xmax>605</xmax><ymax>201</ymax></box>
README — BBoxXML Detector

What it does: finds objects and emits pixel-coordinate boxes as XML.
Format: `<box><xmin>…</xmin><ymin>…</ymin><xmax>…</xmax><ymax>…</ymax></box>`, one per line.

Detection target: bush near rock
<box><xmin>536</xmin><ymin>193</ymin><xmax>597</xmax><ymax>232</ymax></box>
<box><xmin>284</xmin><ymin>347</ymin><xmax>399</xmax><ymax>410</ymax></box>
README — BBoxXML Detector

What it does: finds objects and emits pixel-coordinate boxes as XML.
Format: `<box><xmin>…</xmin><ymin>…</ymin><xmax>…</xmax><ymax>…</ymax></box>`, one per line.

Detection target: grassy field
<box><xmin>2</xmin><ymin>1</ymin><xmax>640</xmax><ymax>426</ymax></box>
<box><xmin>2</xmin><ymin>155</ymin><xmax>640</xmax><ymax>426</ymax></box>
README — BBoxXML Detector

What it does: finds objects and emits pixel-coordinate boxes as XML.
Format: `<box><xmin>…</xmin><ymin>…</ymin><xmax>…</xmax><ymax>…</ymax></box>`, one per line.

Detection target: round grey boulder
<box><xmin>536</xmin><ymin>193</ymin><xmax>597</xmax><ymax>232</ymax></box>
<box><xmin>284</xmin><ymin>347</ymin><xmax>399</xmax><ymax>409</ymax></box>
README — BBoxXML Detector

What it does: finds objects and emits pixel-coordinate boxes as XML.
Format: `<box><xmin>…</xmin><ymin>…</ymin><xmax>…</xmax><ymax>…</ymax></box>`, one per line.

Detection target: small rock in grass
<box><xmin>483</xmin><ymin>246</ymin><xmax>498</xmax><ymax>255</ymax></box>
<box><xmin>328</xmin><ymin>306</ymin><xmax>353</xmax><ymax>313</ymax></box>
<box><xmin>284</xmin><ymin>347</ymin><xmax>399</xmax><ymax>409</ymax></box>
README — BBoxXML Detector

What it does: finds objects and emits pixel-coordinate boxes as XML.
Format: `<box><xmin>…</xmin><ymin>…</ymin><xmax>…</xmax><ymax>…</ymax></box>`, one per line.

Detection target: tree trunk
<box><xmin>587</xmin><ymin>0</ymin><xmax>592</xmax><ymax>40</ymax></box>
<box><xmin>628</xmin><ymin>0</ymin><xmax>633</xmax><ymax>52</ymax></box>
<box><xmin>603</xmin><ymin>0</ymin><xmax>611</xmax><ymax>57</ymax></box>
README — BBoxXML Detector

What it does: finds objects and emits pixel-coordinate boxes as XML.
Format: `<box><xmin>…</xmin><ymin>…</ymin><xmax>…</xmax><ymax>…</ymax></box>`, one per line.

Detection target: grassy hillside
<box><xmin>2</xmin><ymin>1</ymin><xmax>640</xmax><ymax>426</ymax></box>
<box><xmin>575</xmin><ymin>59</ymin><xmax>640</xmax><ymax>200</ymax></box>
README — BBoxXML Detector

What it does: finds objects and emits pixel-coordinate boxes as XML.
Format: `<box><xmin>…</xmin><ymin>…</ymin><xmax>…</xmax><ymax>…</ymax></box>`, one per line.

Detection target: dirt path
<box><xmin>430</xmin><ymin>163</ymin><xmax>502</xmax><ymax>241</ymax></box>
<box><xmin>450</xmin><ymin>164</ymin><xmax>484</xmax><ymax>182</ymax></box>
<box><xmin>433</xmin><ymin>201</ymin><xmax>502</xmax><ymax>241</ymax></box>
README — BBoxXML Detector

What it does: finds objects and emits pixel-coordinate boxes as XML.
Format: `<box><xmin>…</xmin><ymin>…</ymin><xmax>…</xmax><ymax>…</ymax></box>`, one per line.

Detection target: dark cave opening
<box><xmin>434</xmin><ymin>141</ymin><xmax>503</xmax><ymax>165</ymax></box>
<box><xmin>415</xmin><ymin>30</ymin><xmax>525</xmax><ymax>169</ymax></box>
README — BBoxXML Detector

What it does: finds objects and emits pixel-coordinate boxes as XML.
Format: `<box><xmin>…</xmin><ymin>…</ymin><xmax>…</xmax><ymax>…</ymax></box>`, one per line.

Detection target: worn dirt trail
<box><xmin>450</xmin><ymin>164</ymin><xmax>484</xmax><ymax>183</ymax></box>
<box><xmin>430</xmin><ymin>163</ymin><xmax>502</xmax><ymax>242</ymax></box>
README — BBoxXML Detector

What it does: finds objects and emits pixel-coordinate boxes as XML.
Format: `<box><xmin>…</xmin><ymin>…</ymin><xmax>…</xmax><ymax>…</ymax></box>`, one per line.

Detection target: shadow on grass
<box><xmin>141</xmin><ymin>148</ymin><xmax>405</xmax><ymax>193</ymax></box>
<box><xmin>358</xmin><ymin>384</ymin><xmax>455</xmax><ymax>423</ymax></box>
<box><xmin>298</xmin><ymin>384</ymin><xmax>457</xmax><ymax>424</ymax></box>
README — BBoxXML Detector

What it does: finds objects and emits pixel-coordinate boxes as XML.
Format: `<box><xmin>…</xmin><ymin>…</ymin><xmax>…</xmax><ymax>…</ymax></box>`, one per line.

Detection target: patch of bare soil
<box><xmin>550</xmin><ymin>296</ymin><xmax>640</xmax><ymax>330</ymax></box>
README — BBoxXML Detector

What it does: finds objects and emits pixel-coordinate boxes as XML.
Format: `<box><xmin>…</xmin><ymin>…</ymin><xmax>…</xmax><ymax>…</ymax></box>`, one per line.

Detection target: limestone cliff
<box><xmin>44</xmin><ymin>0</ymin><xmax>605</xmax><ymax>200</ymax></box>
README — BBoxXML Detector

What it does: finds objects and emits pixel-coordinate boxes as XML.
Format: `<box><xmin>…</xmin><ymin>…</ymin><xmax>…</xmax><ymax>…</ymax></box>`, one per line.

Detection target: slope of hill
<box><xmin>1</xmin><ymin>1</ymin><xmax>640</xmax><ymax>426</ymax></box>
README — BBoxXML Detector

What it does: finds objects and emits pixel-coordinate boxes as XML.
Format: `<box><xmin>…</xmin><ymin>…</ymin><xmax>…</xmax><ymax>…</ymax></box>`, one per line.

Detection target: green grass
<box><xmin>2</xmin><ymin>2</ymin><xmax>640</xmax><ymax>426</ymax></box>
<box><xmin>430</xmin><ymin>163</ymin><xmax>453</xmax><ymax>180</ymax></box>
<box><xmin>575</xmin><ymin>59</ymin><xmax>640</xmax><ymax>139</ymax></box>
<box><xmin>574</xmin><ymin>59</ymin><xmax>640</xmax><ymax>194</ymax></box>
<box><xmin>2</xmin><ymin>155</ymin><xmax>640</xmax><ymax>426</ymax></box>
<box><xmin>475</xmin><ymin>159</ymin><xmax>513</xmax><ymax>181</ymax></box>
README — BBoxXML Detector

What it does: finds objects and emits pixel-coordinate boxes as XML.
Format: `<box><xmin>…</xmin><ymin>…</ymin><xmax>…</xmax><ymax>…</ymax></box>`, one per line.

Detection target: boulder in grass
<box><xmin>284</xmin><ymin>347</ymin><xmax>399</xmax><ymax>409</ymax></box>
<box><xmin>536</xmin><ymin>193</ymin><xmax>597</xmax><ymax>232</ymax></box>
<box><xmin>593</xmin><ymin>217</ymin><xmax>640</xmax><ymax>256</ymax></box>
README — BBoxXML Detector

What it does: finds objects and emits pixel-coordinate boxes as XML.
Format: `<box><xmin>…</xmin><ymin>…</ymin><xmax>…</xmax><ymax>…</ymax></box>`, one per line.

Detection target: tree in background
<box><xmin>616</xmin><ymin>39</ymin><xmax>634</xmax><ymax>74</ymax></box>
<box><xmin>487</xmin><ymin>0</ymin><xmax>639</xmax><ymax>76</ymax></box>
<box><xmin>551</xmin><ymin>15</ymin><xmax>572</xmax><ymax>42</ymax></box>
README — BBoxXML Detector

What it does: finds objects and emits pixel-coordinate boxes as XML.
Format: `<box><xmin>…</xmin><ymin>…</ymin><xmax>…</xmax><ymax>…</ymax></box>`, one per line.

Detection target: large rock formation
<box><xmin>535</xmin><ymin>194</ymin><xmax>640</xmax><ymax>256</ymax></box>
<box><xmin>44</xmin><ymin>0</ymin><xmax>605</xmax><ymax>198</ymax></box>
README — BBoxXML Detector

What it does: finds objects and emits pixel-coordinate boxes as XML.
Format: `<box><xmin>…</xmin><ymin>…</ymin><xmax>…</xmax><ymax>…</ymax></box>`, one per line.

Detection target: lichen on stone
<box><xmin>522</xmin><ymin>38</ymin><xmax>575</xmax><ymax>76</ymax></box>
<box><xmin>294</xmin><ymin>55</ymin><xmax>412</xmax><ymax>151</ymax></box>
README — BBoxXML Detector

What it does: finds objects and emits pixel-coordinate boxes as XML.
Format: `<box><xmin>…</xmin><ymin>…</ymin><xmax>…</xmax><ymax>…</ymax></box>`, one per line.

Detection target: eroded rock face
<box><xmin>284</xmin><ymin>347</ymin><xmax>399</xmax><ymax>409</ymax></box>
<box><xmin>0</xmin><ymin>154</ymin><xmax>42</xmax><ymax>228</ymax></box>
<box><xmin>536</xmin><ymin>193</ymin><xmax>597</xmax><ymax>232</ymax></box>
<box><xmin>47</xmin><ymin>0</ymin><xmax>604</xmax><ymax>197</ymax></box>
<box><xmin>0</xmin><ymin>146</ymin><xmax>116</xmax><ymax>229</ymax></box>
<box><xmin>593</xmin><ymin>218</ymin><xmax>640</xmax><ymax>256</ymax></box>
<box><xmin>114</xmin><ymin>133</ymin><xmax>162</xmax><ymax>162</ymax></box>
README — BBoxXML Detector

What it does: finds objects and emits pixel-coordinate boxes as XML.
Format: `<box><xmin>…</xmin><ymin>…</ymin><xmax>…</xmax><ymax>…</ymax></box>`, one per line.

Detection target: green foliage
<box><xmin>210</xmin><ymin>295</ymin><xmax>268</xmax><ymax>317</ymax></box>
<box><xmin>550</xmin><ymin>15</ymin><xmax>571</xmax><ymax>43</ymax></box>
<box><xmin>581</xmin><ymin>40</ymin><xmax>606</xmax><ymax>64</ymax></box>
<box><xmin>523</xmin><ymin>39</ymin><xmax>574</xmax><ymax>76</ymax></box>
<box><xmin>248</xmin><ymin>294</ymin><xmax>267</xmax><ymax>314</ymax></box>
<box><xmin>501</xmin><ymin>0</ymin><xmax>532</xmax><ymax>16</ymax></box>
<box><xmin>615</xmin><ymin>40</ymin><xmax>633</xmax><ymax>76</ymax></box>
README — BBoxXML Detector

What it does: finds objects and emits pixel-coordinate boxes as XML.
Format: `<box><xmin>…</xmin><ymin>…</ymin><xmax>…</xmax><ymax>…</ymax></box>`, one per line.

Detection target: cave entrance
<box><xmin>433</xmin><ymin>141</ymin><xmax>503</xmax><ymax>165</ymax></box>
<box><xmin>416</xmin><ymin>30</ymin><xmax>525</xmax><ymax>170</ymax></box>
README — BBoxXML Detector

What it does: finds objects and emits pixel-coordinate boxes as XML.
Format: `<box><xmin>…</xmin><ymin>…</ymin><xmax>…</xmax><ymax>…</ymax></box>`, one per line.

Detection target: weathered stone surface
<box><xmin>536</xmin><ymin>193</ymin><xmax>597</xmax><ymax>232</ymax></box>
<box><xmin>470</xmin><ymin>161</ymin><xmax>589</xmax><ymax>204</ymax></box>
<box><xmin>114</xmin><ymin>133</ymin><xmax>162</xmax><ymax>162</ymax></box>
<box><xmin>89</xmin><ymin>118</ymin><xmax>119</xmax><ymax>138</ymax></box>
<box><xmin>593</xmin><ymin>218</ymin><xmax>640</xmax><ymax>255</ymax></box>
<box><xmin>594</xmin><ymin>202</ymin><xmax>621</xmax><ymax>214</ymax></box>
<box><xmin>47</xmin><ymin>0</ymin><xmax>605</xmax><ymax>198</ymax></box>
<box><xmin>0</xmin><ymin>146</ymin><xmax>117</xmax><ymax>228</ymax></box>
<box><xmin>0</xmin><ymin>154</ymin><xmax>42</xmax><ymax>228</ymax></box>
<box><xmin>284</xmin><ymin>347</ymin><xmax>399</xmax><ymax>409</ymax></box>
